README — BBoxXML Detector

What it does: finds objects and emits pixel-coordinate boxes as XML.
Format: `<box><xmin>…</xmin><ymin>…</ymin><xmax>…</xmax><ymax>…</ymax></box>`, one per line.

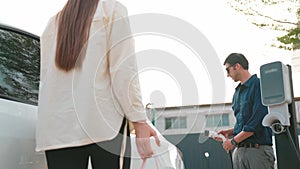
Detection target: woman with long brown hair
<box><xmin>36</xmin><ymin>0</ymin><xmax>160</xmax><ymax>168</ymax></box>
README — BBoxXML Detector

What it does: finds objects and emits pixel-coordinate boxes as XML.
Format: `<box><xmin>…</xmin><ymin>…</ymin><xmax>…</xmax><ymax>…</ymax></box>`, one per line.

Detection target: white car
<box><xmin>0</xmin><ymin>23</ymin><xmax>45</xmax><ymax>169</ymax></box>
<box><xmin>0</xmin><ymin>23</ymin><xmax>184</xmax><ymax>169</ymax></box>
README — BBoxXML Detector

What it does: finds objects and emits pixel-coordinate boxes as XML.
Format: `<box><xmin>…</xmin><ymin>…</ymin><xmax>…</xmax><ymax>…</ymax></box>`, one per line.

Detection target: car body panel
<box><xmin>0</xmin><ymin>98</ymin><xmax>46</xmax><ymax>169</ymax></box>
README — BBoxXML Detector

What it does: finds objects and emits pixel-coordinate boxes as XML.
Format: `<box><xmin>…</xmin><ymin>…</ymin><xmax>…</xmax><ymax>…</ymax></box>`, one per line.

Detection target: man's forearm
<box><xmin>233</xmin><ymin>131</ymin><xmax>254</xmax><ymax>143</ymax></box>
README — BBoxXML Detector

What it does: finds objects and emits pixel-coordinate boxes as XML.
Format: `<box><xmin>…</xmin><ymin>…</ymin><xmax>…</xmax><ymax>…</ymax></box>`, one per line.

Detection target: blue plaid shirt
<box><xmin>232</xmin><ymin>74</ymin><xmax>273</xmax><ymax>145</ymax></box>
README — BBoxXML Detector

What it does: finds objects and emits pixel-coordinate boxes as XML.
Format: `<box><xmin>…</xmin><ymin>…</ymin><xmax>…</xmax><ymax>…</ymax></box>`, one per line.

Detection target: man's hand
<box><xmin>213</xmin><ymin>135</ymin><xmax>225</xmax><ymax>142</ymax></box>
<box><xmin>222</xmin><ymin>139</ymin><xmax>235</xmax><ymax>153</ymax></box>
<box><xmin>217</xmin><ymin>128</ymin><xmax>233</xmax><ymax>139</ymax></box>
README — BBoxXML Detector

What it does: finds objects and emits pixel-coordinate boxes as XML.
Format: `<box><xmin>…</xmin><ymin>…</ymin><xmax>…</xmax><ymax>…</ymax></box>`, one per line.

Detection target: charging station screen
<box><xmin>260</xmin><ymin>61</ymin><xmax>285</xmax><ymax>105</ymax></box>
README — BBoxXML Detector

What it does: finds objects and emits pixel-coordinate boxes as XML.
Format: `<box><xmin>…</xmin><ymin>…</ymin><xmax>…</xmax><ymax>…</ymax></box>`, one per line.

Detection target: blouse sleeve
<box><xmin>107</xmin><ymin>3</ymin><xmax>148</xmax><ymax>122</ymax></box>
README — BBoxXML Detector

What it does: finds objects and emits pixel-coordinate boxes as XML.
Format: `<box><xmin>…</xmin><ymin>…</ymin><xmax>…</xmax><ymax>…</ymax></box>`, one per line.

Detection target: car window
<box><xmin>0</xmin><ymin>26</ymin><xmax>40</xmax><ymax>105</ymax></box>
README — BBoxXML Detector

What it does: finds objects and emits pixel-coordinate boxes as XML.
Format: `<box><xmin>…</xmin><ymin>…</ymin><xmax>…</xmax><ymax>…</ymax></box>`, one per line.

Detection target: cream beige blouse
<box><xmin>36</xmin><ymin>1</ymin><xmax>147</xmax><ymax>151</ymax></box>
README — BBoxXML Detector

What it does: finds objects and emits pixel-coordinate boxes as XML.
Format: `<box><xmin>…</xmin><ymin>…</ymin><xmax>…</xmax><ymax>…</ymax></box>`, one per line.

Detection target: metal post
<box><xmin>274</xmin><ymin>65</ymin><xmax>300</xmax><ymax>169</ymax></box>
<box><xmin>287</xmin><ymin>65</ymin><xmax>299</xmax><ymax>148</ymax></box>
<box><xmin>146</xmin><ymin>103</ymin><xmax>156</xmax><ymax>126</ymax></box>
<box><xmin>152</xmin><ymin>107</ymin><xmax>156</xmax><ymax>126</ymax></box>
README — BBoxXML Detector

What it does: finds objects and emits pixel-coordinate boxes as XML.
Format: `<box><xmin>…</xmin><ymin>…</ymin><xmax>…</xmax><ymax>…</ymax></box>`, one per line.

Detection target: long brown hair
<box><xmin>55</xmin><ymin>0</ymin><xmax>99</xmax><ymax>71</ymax></box>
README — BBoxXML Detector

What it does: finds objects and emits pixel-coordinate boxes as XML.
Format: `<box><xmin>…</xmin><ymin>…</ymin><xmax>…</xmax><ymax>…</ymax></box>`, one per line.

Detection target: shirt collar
<box><xmin>235</xmin><ymin>74</ymin><xmax>257</xmax><ymax>89</ymax></box>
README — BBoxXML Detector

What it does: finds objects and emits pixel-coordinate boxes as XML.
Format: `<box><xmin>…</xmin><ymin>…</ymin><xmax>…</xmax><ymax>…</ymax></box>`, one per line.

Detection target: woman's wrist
<box><xmin>132</xmin><ymin>120</ymin><xmax>147</xmax><ymax>124</ymax></box>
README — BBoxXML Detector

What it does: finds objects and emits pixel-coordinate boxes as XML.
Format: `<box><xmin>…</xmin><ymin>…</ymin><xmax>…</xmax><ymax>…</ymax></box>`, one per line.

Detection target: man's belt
<box><xmin>238</xmin><ymin>143</ymin><xmax>260</xmax><ymax>148</ymax></box>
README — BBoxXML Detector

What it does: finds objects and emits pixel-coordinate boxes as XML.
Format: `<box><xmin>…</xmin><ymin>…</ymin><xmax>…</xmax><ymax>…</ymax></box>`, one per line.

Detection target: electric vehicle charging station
<box><xmin>260</xmin><ymin>61</ymin><xmax>300</xmax><ymax>169</ymax></box>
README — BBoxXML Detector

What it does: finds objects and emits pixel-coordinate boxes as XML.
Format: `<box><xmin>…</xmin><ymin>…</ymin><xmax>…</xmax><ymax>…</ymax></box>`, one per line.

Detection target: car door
<box><xmin>0</xmin><ymin>24</ymin><xmax>46</xmax><ymax>169</ymax></box>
